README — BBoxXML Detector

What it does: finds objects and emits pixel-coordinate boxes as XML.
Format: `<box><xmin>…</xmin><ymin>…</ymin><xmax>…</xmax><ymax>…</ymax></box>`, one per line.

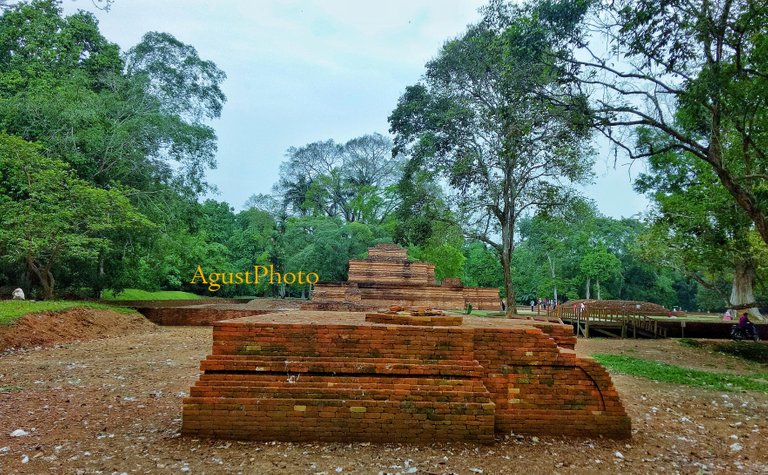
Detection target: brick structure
<box><xmin>138</xmin><ymin>307</ymin><xmax>276</xmax><ymax>326</ymax></box>
<box><xmin>182</xmin><ymin>311</ymin><xmax>631</xmax><ymax>442</ymax></box>
<box><xmin>304</xmin><ymin>243</ymin><xmax>501</xmax><ymax>311</ymax></box>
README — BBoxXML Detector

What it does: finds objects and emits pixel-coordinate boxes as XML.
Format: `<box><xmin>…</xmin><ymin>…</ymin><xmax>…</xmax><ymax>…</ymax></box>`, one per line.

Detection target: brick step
<box><xmin>199</xmin><ymin>356</ymin><xmax>484</xmax><ymax>377</ymax></box>
<box><xmin>189</xmin><ymin>386</ymin><xmax>491</xmax><ymax>402</ymax></box>
<box><xmin>190</xmin><ymin>376</ymin><xmax>491</xmax><ymax>402</ymax></box>
<box><xmin>182</xmin><ymin>397</ymin><xmax>496</xmax><ymax>442</ymax></box>
<box><xmin>200</xmin><ymin>372</ymin><xmax>485</xmax><ymax>388</ymax></box>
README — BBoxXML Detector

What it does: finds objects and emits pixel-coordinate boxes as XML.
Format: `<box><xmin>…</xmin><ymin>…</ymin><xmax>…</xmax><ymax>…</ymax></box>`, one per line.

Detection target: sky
<box><xmin>64</xmin><ymin>0</ymin><xmax>650</xmax><ymax>219</ymax></box>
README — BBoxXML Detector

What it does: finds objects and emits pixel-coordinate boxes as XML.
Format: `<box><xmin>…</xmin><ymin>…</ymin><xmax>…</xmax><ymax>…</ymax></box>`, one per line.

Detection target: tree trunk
<box><xmin>596</xmin><ymin>279</ymin><xmax>601</xmax><ymax>300</ymax></box>
<box><xmin>730</xmin><ymin>260</ymin><xmax>763</xmax><ymax>321</ymax></box>
<box><xmin>26</xmin><ymin>256</ymin><xmax>55</xmax><ymax>300</ymax></box>
<box><xmin>547</xmin><ymin>253</ymin><xmax>558</xmax><ymax>303</ymax></box>
<box><xmin>502</xmin><ymin>217</ymin><xmax>517</xmax><ymax>317</ymax></box>
<box><xmin>585</xmin><ymin>276</ymin><xmax>591</xmax><ymax>300</ymax></box>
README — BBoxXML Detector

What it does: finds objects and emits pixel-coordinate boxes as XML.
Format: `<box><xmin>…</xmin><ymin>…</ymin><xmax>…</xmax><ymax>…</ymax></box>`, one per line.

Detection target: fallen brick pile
<box><xmin>182</xmin><ymin>311</ymin><xmax>631</xmax><ymax>442</ymax></box>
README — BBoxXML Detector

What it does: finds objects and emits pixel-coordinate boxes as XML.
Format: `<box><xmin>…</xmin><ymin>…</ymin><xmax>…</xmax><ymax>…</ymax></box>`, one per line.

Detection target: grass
<box><xmin>0</xmin><ymin>385</ymin><xmax>22</xmax><ymax>392</ymax></box>
<box><xmin>0</xmin><ymin>300</ymin><xmax>135</xmax><ymax>326</ymax></box>
<box><xmin>101</xmin><ymin>289</ymin><xmax>203</xmax><ymax>300</ymax></box>
<box><xmin>678</xmin><ymin>338</ymin><xmax>768</xmax><ymax>364</ymax></box>
<box><xmin>592</xmin><ymin>353</ymin><xmax>768</xmax><ymax>393</ymax></box>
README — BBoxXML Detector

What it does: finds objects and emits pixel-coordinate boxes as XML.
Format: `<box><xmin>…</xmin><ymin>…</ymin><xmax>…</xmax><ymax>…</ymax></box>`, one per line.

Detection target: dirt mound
<box><xmin>0</xmin><ymin>308</ymin><xmax>157</xmax><ymax>352</ymax></box>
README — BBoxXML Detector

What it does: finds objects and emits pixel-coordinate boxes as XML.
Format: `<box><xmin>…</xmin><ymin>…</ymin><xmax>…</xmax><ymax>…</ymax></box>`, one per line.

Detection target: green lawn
<box><xmin>101</xmin><ymin>289</ymin><xmax>203</xmax><ymax>300</ymax></box>
<box><xmin>0</xmin><ymin>300</ymin><xmax>135</xmax><ymax>326</ymax></box>
<box><xmin>593</xmin><ymin>353</ymin><xmax>768</xmax><ymax>393</ymax></box>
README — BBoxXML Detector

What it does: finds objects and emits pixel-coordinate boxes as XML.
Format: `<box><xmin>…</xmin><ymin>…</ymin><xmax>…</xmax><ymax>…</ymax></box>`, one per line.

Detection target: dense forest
<box><xmin>0</xmin><ymin>0</ymin><xmax>766</xmax><ymax>317</ymax></box>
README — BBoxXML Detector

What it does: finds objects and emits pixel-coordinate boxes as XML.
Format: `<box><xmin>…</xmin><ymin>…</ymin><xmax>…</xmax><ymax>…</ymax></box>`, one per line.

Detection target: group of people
<box><xmin>529</xmin><ymin>298</ymin><xmax>557</xmax><ymax>312</ymax></box>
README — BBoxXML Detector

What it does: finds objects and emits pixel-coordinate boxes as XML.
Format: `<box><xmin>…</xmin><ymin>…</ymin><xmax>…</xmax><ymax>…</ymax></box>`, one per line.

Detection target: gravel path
<box><xmin>0</xmin><ymin>326</ymin><xmax>766</xmax><ymax>474</ymax></box>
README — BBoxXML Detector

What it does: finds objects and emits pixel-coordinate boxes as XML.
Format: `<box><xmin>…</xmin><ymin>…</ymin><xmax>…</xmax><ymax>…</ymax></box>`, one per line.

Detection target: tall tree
<box><xmin>635</xmin><ymin>148</ymin><xmax>767</xmax><ymax>319</ymax></box>
<box><xmin>275</xmin><ymin>133</ymin><xmax>402</xmax><ymax>223</ymax></box>
<box><xmin>567</xmin><ymin>0</ymin><xmax>768</xmax><ymax>246</ymax></box>
<box><xmin>0</xmin><ymin>1</ymin><xmax>228</xmax><ymax>298</ymax></box>
<box><xmin>389</xmin><ymin>0</ymin><xmax>594</xmax><ymax>316</ymax></box>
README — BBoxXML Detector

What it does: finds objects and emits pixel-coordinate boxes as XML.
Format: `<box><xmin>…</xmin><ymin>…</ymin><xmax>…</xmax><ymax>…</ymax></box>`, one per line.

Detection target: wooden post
<box><xmin>585</xmin><ymin>311</ymin><xmax>590</xmax><ymax>338</ymax></box>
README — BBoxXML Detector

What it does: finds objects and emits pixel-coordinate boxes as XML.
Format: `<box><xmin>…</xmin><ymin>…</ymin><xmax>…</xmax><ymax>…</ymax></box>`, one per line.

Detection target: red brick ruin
<box><xmin>182</xmin><ymin>244</ymin><xmax>631</xmax><ymax>442</ymax></box>
<box><xmin>303</xmin><ymin>243</ymin><xmax>501</xmax><ymax>311</ymax></box>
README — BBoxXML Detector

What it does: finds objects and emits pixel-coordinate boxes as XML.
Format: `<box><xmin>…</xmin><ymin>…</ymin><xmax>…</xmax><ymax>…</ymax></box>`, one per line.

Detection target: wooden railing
<box><xmin>556</xmin><ymin>305</ymin><xmax>668</xmax><ymax>338</ymax></box>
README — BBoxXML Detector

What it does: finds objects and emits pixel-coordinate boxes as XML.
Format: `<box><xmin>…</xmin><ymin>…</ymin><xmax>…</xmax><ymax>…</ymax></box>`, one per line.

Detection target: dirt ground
<box><xmin>1</xmin><ymin>318</ymin><xmax>767</xmax><ymax>474</ymax></box>
<box><xmin>0</xmin><ymin>308</ymin><xmax>157</xmax><ymax>351</ymax></box>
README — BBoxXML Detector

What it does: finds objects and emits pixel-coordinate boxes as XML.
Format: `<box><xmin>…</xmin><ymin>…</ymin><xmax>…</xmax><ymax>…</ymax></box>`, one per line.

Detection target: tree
<box><xmin>389</xmin><ymin>0</ymin><xmax>594</xmax><ymax>316</ymax></box>
<box><xmin>635</xmin><ymin>147</ymin><xmax>767</xmax><ymax>319</ymax></box>
<box><xmin>0</xmin><ymin>1</ymin><xmax>228</xmax><ymax>298</ymax></box>
<box><xmin>392</xmin><ymin>166</ymin><xmax>456</xmax><ymax>247</ymax></box>
<box><xmin>0</xmin><ymin>2</ymin><xmax>226</xmax><ymax>198</ymax></box>
<box><xmin>463</xmin><ymin>242</ymin><xmax>504</xmax><ymax>289</ymax></box>
<box><xmin>580</xmin><ymin>246</ymin><xmax>622</xmax><ymax>300</ymax></box>
<box><xmin>275</xmin><ymin>133</ymin><xmax>403</xmax><ymax>223</ymax></box>
<box><xmin>0</xmin><ymin>134</ymin><xmax>151</xmax><ymax>298</ymax></box>
<box><xmin>567</xmin><ymin>0</ymin><xmax>768</xmax><ymax>246</ymax></box>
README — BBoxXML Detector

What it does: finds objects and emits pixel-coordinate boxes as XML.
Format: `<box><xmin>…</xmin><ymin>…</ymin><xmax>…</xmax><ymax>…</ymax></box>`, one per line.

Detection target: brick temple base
<box><xmin>182</xmin><ymin>311</ymin><xmax>631</xmax><ymax>442</ymax></box>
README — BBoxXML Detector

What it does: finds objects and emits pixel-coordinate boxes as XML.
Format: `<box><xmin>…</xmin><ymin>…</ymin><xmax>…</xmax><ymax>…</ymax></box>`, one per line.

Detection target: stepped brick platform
<box><xmin>182</xmin><ymin>311</ymin><xmax>631</xmax><ymax>442</ymax></box>
<box><xmin>304</xmin><ymin>243</ymin><xmax>501</xmax><ymax>311</ymax></box>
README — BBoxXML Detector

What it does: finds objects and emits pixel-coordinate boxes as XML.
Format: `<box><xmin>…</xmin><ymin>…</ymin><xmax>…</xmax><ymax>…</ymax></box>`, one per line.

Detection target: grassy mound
<box><xmin>0</xmin><ymin>300</ymin><xmax>134</xmax><ymax>326</ymax></box>
<box><xmin>101</xmin><ymin>289</ymin><xmax>203</xmax><ymax>300</ymax></box>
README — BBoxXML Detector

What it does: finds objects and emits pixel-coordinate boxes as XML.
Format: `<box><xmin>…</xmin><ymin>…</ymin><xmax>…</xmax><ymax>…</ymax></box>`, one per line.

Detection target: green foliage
<box><xmin>0</xmin><ymin>2</ymin><xmax>229</xmax><ymax>299</ymax></box>
<box><xmin>409</xmin><ymin>243</ymin><xmax>466</xmax><ymax>281</ymax></box>
<box><xmin>0</xmin><ymin>133</ymin><xmax>153</xmax><ymax>298</ymax></box>
<box><xmin>512</xmin><ymin>200</ymin><xmax>687</xmax><ymax>306</ymax></box>
<box><xmin>463</xmin><ymin>242</ymin><xmax>503</xmax><ymax>289</ymax></box>
<box><xmin>593</xmin><ymin>354</ymin><xmax>768</xmax><ymax>393</ymax></box>
<box><xmin>0</xmin><ymin>300</ymin><xmax>135</xmax><ymax>326</ymax></box>
<box><xmin>634</xmin><ymin>140</ymin><xmax>768</xmax><ymax>314</ymax></box>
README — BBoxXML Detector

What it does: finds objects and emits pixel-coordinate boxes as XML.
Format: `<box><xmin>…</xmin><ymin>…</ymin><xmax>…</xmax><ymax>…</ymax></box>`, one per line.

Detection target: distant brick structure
<box><xmin>182</xmin><ymin>311</ymin><xmax>631</xmax><ymax>442</ymax></box>
<box><xmin>138</xmin><ymin>307</ymin><xmax>274</xmax><ymax>326</ymax></box>
<box><xmin>304</xmin><ymin>243</ymin><xmax>500</xmax><ymax>311</ymax></box>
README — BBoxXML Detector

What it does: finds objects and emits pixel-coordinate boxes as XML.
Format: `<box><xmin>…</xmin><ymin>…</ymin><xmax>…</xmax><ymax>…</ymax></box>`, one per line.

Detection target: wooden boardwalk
<box><xmin>557</xmin><ymin>305</ymin><xmax>668</xmax><ymax>339</ymax></box>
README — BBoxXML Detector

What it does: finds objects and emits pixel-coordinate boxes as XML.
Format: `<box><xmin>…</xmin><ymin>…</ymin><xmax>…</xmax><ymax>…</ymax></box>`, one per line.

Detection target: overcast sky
<box><xmin>64</xmin><ymin>0</ymin><xmax>649</xmax><ymax>218</ymax></box>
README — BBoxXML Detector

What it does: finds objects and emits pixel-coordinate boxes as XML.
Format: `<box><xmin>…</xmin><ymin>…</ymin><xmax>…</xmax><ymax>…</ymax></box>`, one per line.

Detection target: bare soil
<box><xmin>0</xmin><ymin>315</ymin><xmax>767</xmax><ymax>474</ymax></box>
<box><xmin>0</xmin><ymin>308</ymin><xmax>157</xmax><ymax>353</ymax></box>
